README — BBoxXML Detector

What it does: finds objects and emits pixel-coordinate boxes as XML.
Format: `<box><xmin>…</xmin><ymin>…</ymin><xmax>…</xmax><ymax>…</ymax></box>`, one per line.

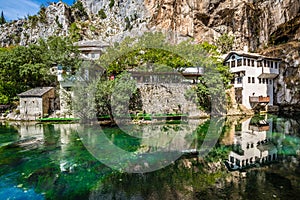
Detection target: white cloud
<box><xmin>0</xmin><ymin>0</ymin><xmax>41</xmax><ymax>20</ymax></box>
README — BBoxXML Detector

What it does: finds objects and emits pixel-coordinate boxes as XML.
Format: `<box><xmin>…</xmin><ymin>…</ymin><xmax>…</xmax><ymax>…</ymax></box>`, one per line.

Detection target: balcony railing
<box><xmin>249</xmin><ymin>125</ymin><xmax>270</xmax><ymax>132</ymax></box>
<box><xmin>249</xmin><ymin>96</ymin><xmax>270</xmax><ymax>103</ymax></box>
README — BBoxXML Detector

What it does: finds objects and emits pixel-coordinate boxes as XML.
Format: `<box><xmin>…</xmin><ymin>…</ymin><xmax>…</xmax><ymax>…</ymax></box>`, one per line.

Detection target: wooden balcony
<box><xmin>249</xmin><ymin>96</ymin><xmax>270</xmax><ymax>103</ymax></box>
<box><xmin>249</xmin><ymin>125</ymin><xmax>270</xmax><ymax>132</ymax></box>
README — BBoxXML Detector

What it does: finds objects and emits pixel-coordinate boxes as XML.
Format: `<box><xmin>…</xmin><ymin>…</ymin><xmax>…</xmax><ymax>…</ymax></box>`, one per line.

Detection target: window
<box><xmin>264</xmin><ymin>60</ymin><xmax>266</xmax><ymax>67</ymax></box>
<box><xmin>243</xmin><ymin>58</ymin><xmax>247</xmax><ymax>66</ymax></box>
<box><xmin>259</xmin><ymin>78</ymin><xmax>261</xmax><ymax>84</ymax></box>
<box><xmin>237</xmin><ymin>59</ymin><xmax>242</xmax><ymax>67</ymax></box>
<box><xmin>237</xmin><ymin>77</ymin><xmax>242</xmax><ymax>84</ymax></box>
<box><xmin>257</xmin><ymin>61</ymin><xmax>261</xmax><ymax>67</ymax></box>
<box><xmin>251</xmin><ymin>60</ymin><xmax>255</xmax><ymax>67</ymax></box>
<box><xmin>262</xmin><ymin>78</ymin><xmax>265</xmax><ymax>84</ymax></box>
<box><xmin>269</xmin><ymin>79</ymin><xmax>272</xmax><ymax>84</ymax></box>
<box><xmin>274</xmin><ymin>62</ymin><xmax>278</xmax><ymax>69</ymax></box>
<box><xmin>248</xmin><ymin>77</ymin><xmax>251</xmax><ymax>83</ymax></box>
<box><xmin>270</xmin><ymin>61</ymin><xmax>273</xmax><ymax>68</ymax></box>
<box><xmin>247</xmin><ymin>59</ymin><xmax>251</xmax><ymax>66</ymax></box>
<box><xmin>266</xmin><ymin>79</ymin><xmax>269</xmax><ymax>84</ymax></box>
<box><xmin>231</xmin><ymin>60</ymin><xmax>236</xmax><ymax>68</ymax></box>
<box><xmin>230</xmin><ymin>156</ymin><xmax>234</xmax><ymax>163</ymax></box>
<box><xmin>252</xmin><ymin>77</ymin><xmax>255</xmax><ymax>83</ymax></box>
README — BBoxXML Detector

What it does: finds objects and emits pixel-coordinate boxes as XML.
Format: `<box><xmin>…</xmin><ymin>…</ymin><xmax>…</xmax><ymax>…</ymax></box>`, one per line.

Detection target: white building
<box><xmin>224</xmin><ymin>51</ymin><xmax>280</xmax><ymax>109</ymax></box>
<box><xmin>74</xmin><ymin>40</ymin><xmax>109</xmax><ymax>61</ymax></box>
<box><xmin>56</xmin><ymin>41</ymin><xmax>108</xmax><ymax>115</ymax></box>
<box><xmin>226</xmin><ymin>116</ymin><xmax>277</xmax><ymax>170</ymax></box>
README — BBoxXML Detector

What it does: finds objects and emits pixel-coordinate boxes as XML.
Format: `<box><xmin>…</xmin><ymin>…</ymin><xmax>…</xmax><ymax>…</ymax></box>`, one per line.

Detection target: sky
<box><xmin>0</xmin><ymin>0</ymin><xmax>74</xmax><ymax>21</ymax></box>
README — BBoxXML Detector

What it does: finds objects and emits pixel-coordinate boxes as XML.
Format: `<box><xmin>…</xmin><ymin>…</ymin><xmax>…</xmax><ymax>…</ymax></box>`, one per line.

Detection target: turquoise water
<box><xmin>0</xmin><ymin>115</ymin><xmax>299</xmax><ymax>199</ymax></box>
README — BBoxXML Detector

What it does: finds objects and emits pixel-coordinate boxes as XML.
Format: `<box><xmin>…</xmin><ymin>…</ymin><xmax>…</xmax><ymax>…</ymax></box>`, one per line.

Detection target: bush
<box><xmin>98</xmin><ymin>9</ymin><xmax>107</xmax><ymax>19</ymax></box>
<box><xmin>109</xmin><ymin>0</ymin><xmax>115</xmax><ymax>8</ymax></box>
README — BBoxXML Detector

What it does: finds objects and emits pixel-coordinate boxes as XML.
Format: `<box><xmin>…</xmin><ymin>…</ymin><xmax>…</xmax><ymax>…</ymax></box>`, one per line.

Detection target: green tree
<box><xmin>215</xmin><ymin>33</ymin><xmax>234</xmax><ymax>54</ymax></box>
<box><xmin>0</xmin><ymin>11</ymin><xmax>6</xmax><ymax>25</ymax></box>
<box><xmin>74</xmin><ymin>32</ymin><xmax>231</xmax><ymax>121</ymax></box>
<box><xmin>0</xmin><ymin>36</ymin><xmax>80</xmax><ymax>104</ymax></box>
<box><xmin>72</xmin><ymin>0</ymin><xmax>88</xmax><ymax>20</ymax></box>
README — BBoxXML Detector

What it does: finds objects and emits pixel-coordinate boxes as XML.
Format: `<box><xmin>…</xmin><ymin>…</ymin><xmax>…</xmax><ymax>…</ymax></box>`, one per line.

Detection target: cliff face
<box><xmin>0</xmin><ymin>0</ymin><xmax>150</xmax><ymax>46</ymax></box>
<box><xmin>1</xmin><ymin>0</ymin><xmax>299</xmax><ymax>49</ymax></box>
<box><xmin>261</xmin><ymin>41</ymin><xmax>300</xmax><ymax>111</ymax></box>
<box><xmin>0</xmin><ymin>2</ymin><xmax>72</xmax><ymax>46</ymax></box>
<box><xmin>146</xmin><ymin>0</ymin><xmax>300</xmax><ymax>51</ymax></box>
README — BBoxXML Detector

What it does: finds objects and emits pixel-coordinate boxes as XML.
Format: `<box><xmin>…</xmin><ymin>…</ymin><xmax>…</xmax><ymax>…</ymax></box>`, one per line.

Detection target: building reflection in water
<box><xmin>225</xmin><ymin>115</ymin><xmax>278</xmax><ymax>170</ymax></box>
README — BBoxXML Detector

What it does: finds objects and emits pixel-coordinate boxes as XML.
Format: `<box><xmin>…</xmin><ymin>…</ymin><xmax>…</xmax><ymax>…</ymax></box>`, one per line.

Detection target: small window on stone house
<box><xmin>248</xmin><ymin>77</ymin><xmax>251</xmax><ymax>83</ymax></box>
<box><xmin>252</xmin><ymin>77</ymin><xmax>255</xmax><ymax>83</ymax></box>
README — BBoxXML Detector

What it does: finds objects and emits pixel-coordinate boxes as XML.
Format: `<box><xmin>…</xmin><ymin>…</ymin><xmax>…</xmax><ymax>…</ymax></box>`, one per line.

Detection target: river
<box><xmin>0</xmin><ymin>114</ymin><xmax>299</xmax><ymax>199</ymax></box>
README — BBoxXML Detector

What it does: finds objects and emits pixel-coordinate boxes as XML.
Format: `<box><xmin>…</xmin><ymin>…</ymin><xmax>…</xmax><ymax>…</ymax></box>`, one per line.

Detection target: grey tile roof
<box><xmin>18</xmin><ymin>87</ymin><xmax>54</xmax><ymax>97</ymax></box>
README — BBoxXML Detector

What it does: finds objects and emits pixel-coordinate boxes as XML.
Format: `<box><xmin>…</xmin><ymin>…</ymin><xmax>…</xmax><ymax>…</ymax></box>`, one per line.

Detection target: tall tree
<box><xmin>74</xmin><ymin>32</ymin><xmax>231</xmax><ymax>121</ymax></box>
<box><xmin>0</xmin><ymin>11</ymin><xmax>6</xmax><ymax>25</ymax></box>
<box><xmin>0</xmin><ymin>36</ymin><xmax>80</xmax><ymax>104</ymax></box>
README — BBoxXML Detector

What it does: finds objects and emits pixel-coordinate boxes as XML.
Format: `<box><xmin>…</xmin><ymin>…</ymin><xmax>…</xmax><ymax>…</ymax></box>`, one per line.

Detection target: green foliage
<box><xmin>28</xmin><ymin>15</ymin><xmax>39</xmax><ymax>28</ymax></box>
<box><xmin>55</xmin><ymin>16</ymin><xmax>63</xmax><ymax>28</ymax></box>
<box><xmin>109</xmin><ymin>0</ymin><xmax>115</xmax><ymax>8</ymax></box>
<box><xmin>72</xmin><ymin>0</ymin><xmax>88</xmax><ymax>20</ymax></box>
<box><xmin>215</xmin><ymin>33</ymin><xmax>234</xmax><ymax>54</ymax></box>
<box><xmin>69</xmin><ymin>22</ymin><xmax>82</xmax><ymax>42</ymax></box>
<box><xmin>97</xmin><ymin>32</ymin><xmax>231</xmax><ymax>114</ymax></box>
<box><xmin>98</xmin><ymin>9</ymin><xmax>107</xmax><ymax>19</ymax></box>
<box><xmin>0</xmin><ymin>11</ymin><xmax>6</xmax><ymax>25</ymax></box>
<box><xmin>0</xmin><ymin>37</ymin><xmax>80</xmax><ymax>104</ymax></box>
<box><xmin>38</xmin><ymin>5</ymin><xmax>47</xmax><ymax>23</ymax></box>
<box><xmin>73</xmin><ymin>67</ymin><xmax>138</xmax><ymax>122</ymax></box>
<box><xmin>124</xmin><ymin>17</ymin><xmax>132</xmax><ymax>31</ymax></box>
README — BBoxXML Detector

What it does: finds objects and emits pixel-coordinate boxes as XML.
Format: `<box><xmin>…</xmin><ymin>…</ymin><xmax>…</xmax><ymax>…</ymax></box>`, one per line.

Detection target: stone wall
<box><xmin>137</xmin><ymin>83</ymin><xmax>202</xmax><ymax>117</ymax></box>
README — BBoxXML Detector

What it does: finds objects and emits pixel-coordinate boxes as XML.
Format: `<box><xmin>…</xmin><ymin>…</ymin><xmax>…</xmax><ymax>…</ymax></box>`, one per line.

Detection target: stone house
<box><xmin>18</xmin><ymin>87</ymin><xmax>55</xmax><ymax>120</ymax></box>
<box><xmin>224</xmin><ymin>51</ymin><xmax>280</xmax><ymax>110</ymax></box>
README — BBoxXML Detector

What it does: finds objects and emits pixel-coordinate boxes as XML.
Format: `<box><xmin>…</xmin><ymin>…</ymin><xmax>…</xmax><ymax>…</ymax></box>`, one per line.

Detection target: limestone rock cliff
<box><xmin>0</xmin><ymin>2</ymin><xmax>72</xmax><ymax>46</ymax></box>
<box><xmin>146</xmin><ymin>0</ymin><xmax>300</xmax><ymax>51</ymax></box>
<box><xmin>261</xmin><ymin>41</ymin><xmax>300</xmax><ymax>111</ymax></box>
<box><xmin>1</xmin><ymin>0</ymin><xmax>299</xmax><ymax>50</ymax></box>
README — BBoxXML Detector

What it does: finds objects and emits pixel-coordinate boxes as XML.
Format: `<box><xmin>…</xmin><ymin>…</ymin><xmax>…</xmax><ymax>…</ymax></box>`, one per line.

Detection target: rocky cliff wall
<box><xmin>146</xmin><ymin>0</ymin><xmax>300</xmax><ymax>51</ymax></box>
<box><xmin>261</xmin><ymin>41</ymin><xmax>300</xmax><ymax>112</ymax></box>
<box><xmin>1</xmin><ymin>0</ymin><xmax>299</xmax><ymax>50</ymax></box>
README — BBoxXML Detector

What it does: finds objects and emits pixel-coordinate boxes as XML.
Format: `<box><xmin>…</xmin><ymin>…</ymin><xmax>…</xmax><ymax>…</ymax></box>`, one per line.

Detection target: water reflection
<box><xmin>224</xmin><ymin>115</ymin><xmax>300</xmax><ymax>171</ymax></box>
<box><xmin>0</xmin><ymin>115</ymin><xmax>299</xmax><ymax>200</ymax></box>
<box><xmin>225</xmin><ymin>115</ymin><xmax>278</xmax><ymax>170</ymax></box>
